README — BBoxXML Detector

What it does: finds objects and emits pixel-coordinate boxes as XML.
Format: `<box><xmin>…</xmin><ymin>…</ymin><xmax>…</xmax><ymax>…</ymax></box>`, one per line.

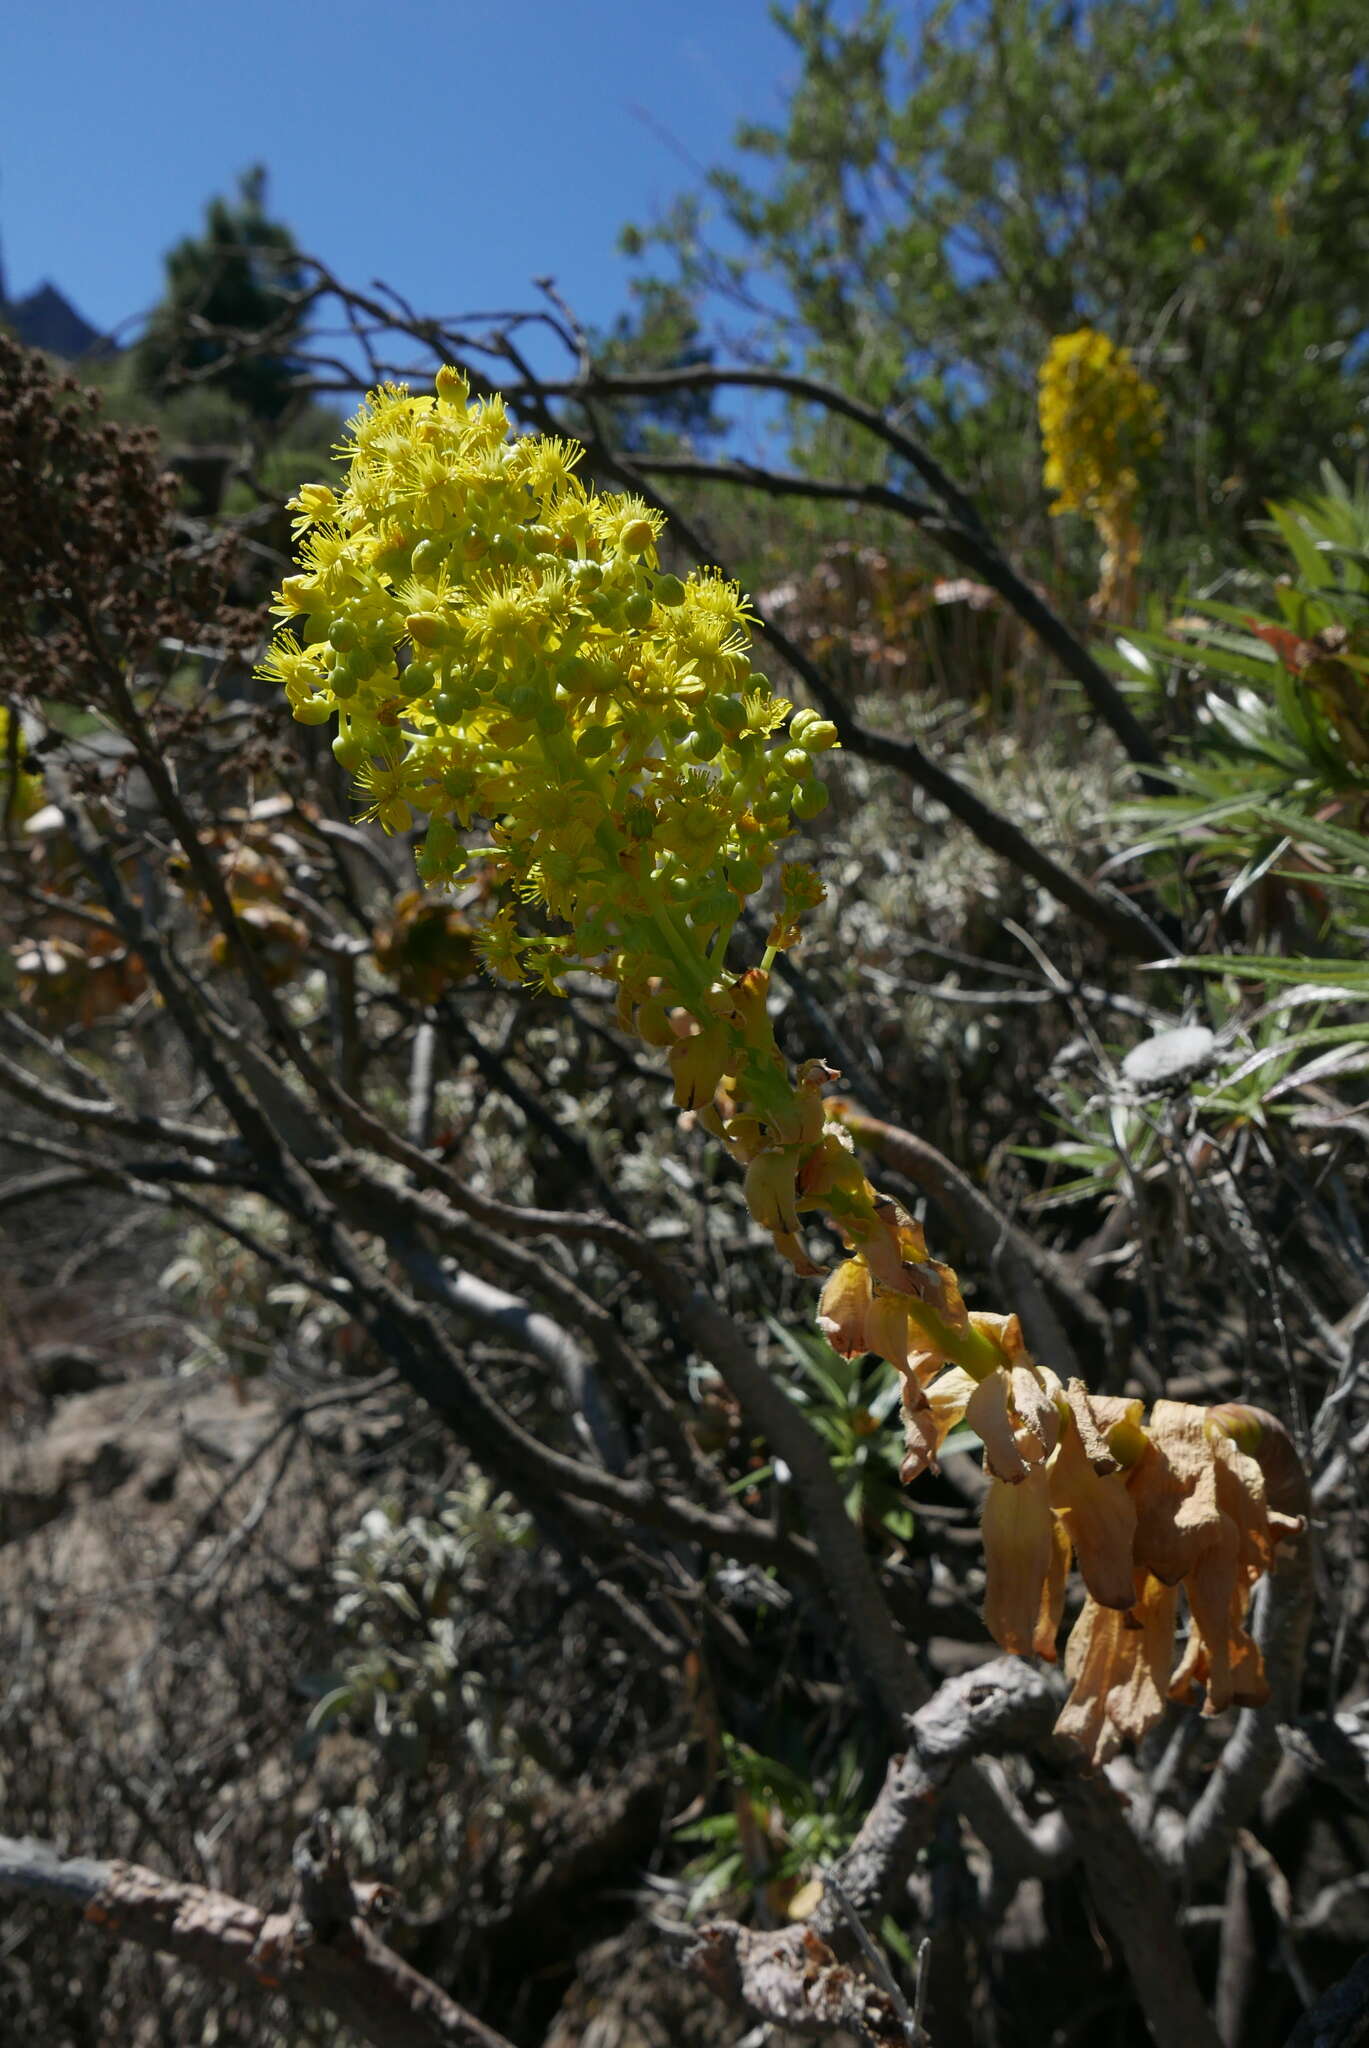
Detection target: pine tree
<box><xmin>135</xmin><ymin>167</ymin><xmax>306</xmax><ymax>425</ymax></box>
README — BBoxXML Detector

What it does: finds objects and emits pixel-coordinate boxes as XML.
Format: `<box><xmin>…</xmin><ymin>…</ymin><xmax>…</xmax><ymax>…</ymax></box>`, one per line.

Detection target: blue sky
<box><xmin>1</xmin><ymin>0</ymin><xmax>796</xmax><ymax>365</ymax></box>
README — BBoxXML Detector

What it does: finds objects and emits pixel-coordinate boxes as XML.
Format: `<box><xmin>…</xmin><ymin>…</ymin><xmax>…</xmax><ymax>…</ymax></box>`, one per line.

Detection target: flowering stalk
<box><xmin>264</xmin><ymin>371</ymin><xmax>1303</xmax><ymax>1762</ymax></box>
<box><xmin>1038</xmin><ymin>328</ymin><xmax>1163</xmax><ymax>617</ymax></box>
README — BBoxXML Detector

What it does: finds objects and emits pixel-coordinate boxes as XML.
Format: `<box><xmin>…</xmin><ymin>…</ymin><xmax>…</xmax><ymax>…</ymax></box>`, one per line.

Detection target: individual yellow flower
<box><xmin>1056</xmin><ymin>1573</ymin><xmax>1180</xmax><ymax>1764</ymax></box>
<box><xmin>1047</xmin><ymin>1382</ymin><xmax>1144</xmax><ymax>1613</ymax></box>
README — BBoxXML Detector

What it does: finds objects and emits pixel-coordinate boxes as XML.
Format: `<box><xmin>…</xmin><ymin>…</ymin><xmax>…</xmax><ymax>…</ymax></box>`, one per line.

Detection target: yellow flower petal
<box><xmin>982</xmin><ymin>1467</ymin><xmax>1055</xmax><ymax>1656</ymax></box>
<box><xmin>966</xmin><ymin>1369</ymin><xmax>1029</xmax><ymax>1483</ymax></box>
<box><xmin>816</xmin><ymin>1257</ymin><xmax>873</xmax><ymax>1358</ymax></box>
<box><xmin>900</xmin><ymin>1367</ymin><xmax>976</xmax><ymax>1483</ymax></box>
<box><xmin>1049</xmin><ymin>1394</ymin><xmax>1138</xmax><ymax>1611</ymax></box>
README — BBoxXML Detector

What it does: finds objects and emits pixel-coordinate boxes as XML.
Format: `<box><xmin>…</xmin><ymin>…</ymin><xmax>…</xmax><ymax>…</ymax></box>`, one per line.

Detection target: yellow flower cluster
<box><xmin>1038</xmin><ymin>328</ymin><xmax>1163</xmax><ymax>522</ymax></box>
<box><xmin>262</xmin><ymin>370</ymin><xmax>835</xmax><ymax>1005</ymax></box>
<box><xmin>1038</xmin><ymin>329</ymin><xmax>1163</xmax><ymax>614</ymax></box>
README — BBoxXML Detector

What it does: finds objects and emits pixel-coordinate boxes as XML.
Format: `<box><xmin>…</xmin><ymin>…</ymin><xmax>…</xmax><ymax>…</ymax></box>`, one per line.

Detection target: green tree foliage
<box><xmin>623</xmin><ymin>0</ymin><xmax>1369</xmax><ymax>557</ymax></box>
<box><xmin>134</xmin><ymin>166</ymin><xmax>307</xmax><ymax>424</ymax></box>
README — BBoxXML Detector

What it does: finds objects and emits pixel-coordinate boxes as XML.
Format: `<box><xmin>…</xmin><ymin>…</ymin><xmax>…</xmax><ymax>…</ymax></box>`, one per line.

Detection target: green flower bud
<box><xmin>792</xmin><ymin>778</ymin><xmax>830</xmax><ymax>820</ymax></box>
<box><xmin>623</xmin><ymin>590</ymin><xmax>654</xmax><ymax>629</ymax></box>
<box><xmin>406</xmin><ymin>612</ymin><xmax>445</xmax><ymax>649</ymax></box>
<box><xmin>789</xmin><ymin>709</ymin><xmax>840</xmax><ymax>752</ymax></box>
<box><xmin>654</xmin><ymin>573</ymin><xmax>686</xmax><ymax>607</ymax></box>
<box><xmin>415</xmin><ymin>815</ymin><xmax>461</xmax><ymax>881</ymax></box>
<box><xmin>411</xmin><ymin>537</ymin><xmax>448</xmax><ymax>577</ymax></box>
<box><xmin>292</xmin><ymin>698</ymin><xmax>334</xmax><ymax>726</ymax></box>
<box><xmin>758</xmin><ymin>781</ymin><xmax>798</xmax><ymax>823</ymax></box>
<box><xmin>713</xmin><ymin>695</ymin><xmax>747</xmax><ymax>736</ymax></box>
<box><xmin>577</xmin><ymin>723</ymin><xmax>613</xmax><ymax>759</ymax></box>
<box><xmin>333</xmin><ymin>734</ymin><xmax>366</xmax><ymax>771</ymax></box>
<box><xmin>328</xmin><ymin>616</ymin><xmax>360</xmax><ymax>652</ymax></box>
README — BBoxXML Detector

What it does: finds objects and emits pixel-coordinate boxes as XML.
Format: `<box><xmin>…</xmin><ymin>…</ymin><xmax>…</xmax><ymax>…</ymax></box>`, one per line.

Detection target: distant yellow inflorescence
<box><xmin>1039</xmin><ymin>328</ymin><xmax>1163</xmax><ymax>613</ymax></box>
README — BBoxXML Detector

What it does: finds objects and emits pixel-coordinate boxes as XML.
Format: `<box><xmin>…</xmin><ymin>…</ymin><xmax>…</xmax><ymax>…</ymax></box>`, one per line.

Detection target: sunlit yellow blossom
<box><xmin>262</xmin><ymin>370</ymin><xmax>834</xmax><ymax>1028</ymax></box>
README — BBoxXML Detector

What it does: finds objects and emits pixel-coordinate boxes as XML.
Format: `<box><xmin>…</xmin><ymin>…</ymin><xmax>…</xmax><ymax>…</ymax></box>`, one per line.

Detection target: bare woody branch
<box><xmin>589</xmin><ymin>448</ymin><xmax>1163</xmax><ymax>957</ymax></box>
<box><xmin>689</xmin><ymin>1922</ymin><xmax>913</xmax><ymax>2048</ymax></box>
<box><xmin>0</xmin><ymin>1822</ymin><xmax>514</xmax><ymax>2048</ymax></box>
<box><xmin>813</xmin><ymin>1658</ymin><xmax>1061</xmax><ymax>1937</ymax></box>
<box><xmin>622</xmin><ymin>443</ymin><xmax>1161</xmax><ymax>770</ymax></box>
<box><xmin>1041</xmin><ymin>1752</ymin><xmax>1224</xmax><ymax>2048</ymax></box>
<box><xmin>689</xmin><ymin>1662</ymin><xmax>1061</xmax><ymax>2045</ymax></box>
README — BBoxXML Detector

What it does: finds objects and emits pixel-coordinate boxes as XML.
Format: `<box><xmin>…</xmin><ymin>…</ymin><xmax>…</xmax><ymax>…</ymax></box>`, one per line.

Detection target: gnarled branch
<box><xmin>0</xmin><ymin>1822</ymin><xmax>513</xmax><ymax>2048</ymax></box>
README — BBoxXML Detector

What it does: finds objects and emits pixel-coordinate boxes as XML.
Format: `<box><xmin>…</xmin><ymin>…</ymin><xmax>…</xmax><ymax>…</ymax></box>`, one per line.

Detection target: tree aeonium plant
<box><xmin>1038</xmin><ymin>327</ymin><xmax>1164</xmax><ymax>618</ymax></box>
<box><xmin>264</xmin><ymin>369</ymin><xmax>1305</xmax><ymax>1763</ymax></box>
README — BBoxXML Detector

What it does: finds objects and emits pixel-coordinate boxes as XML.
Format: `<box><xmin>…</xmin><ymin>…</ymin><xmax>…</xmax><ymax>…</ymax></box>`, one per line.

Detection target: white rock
<box><xmin>1121</xmin><ymin>1025</ymin><xmax>1217</xmax><ymax>1091</ymax></box>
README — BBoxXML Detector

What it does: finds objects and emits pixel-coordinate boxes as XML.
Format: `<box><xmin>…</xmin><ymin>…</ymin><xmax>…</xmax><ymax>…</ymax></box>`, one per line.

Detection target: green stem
<box><xmin>904</xmin><ymin>1300</ymin><xmax>1006</xmax><ymax>1381</ymax></box>
<box><xmin>642</xmin><ymin>903</ymin><xmax>714</xmax><ymax>1012</ymax></box>
<box><xmin>707</xmin><ymin>905</ymin><xmax>741</xmax><ymax>968</ymax></box>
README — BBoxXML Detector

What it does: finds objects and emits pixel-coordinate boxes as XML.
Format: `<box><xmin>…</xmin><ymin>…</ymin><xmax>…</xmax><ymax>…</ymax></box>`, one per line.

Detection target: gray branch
<box><xmin>0</xmin><ymin>1827</ymin><xmax>513</xmax><ymax>2048</ymax></box>
<box><xmin>814</xmin><ymin>1659</ymin><xmax>1061</xmax><ymax>1936</ymax></box>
